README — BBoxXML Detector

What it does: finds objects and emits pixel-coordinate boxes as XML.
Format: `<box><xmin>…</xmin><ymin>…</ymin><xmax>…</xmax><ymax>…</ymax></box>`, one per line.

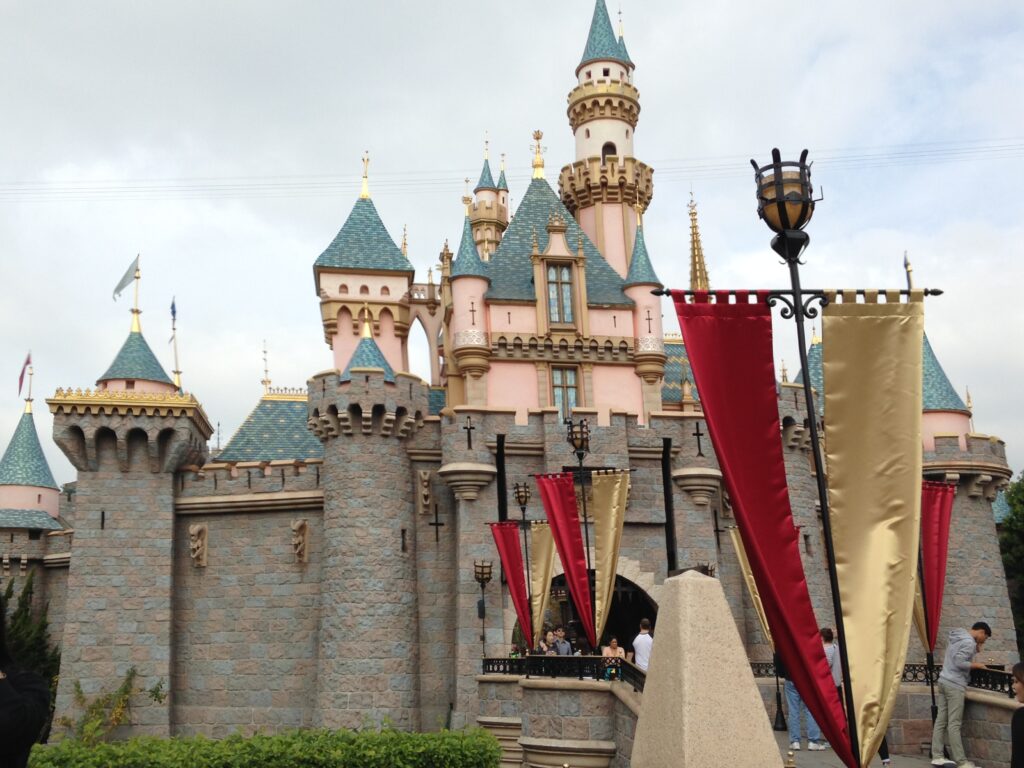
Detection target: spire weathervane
<box><xmin>261</xmin><ymin>340</ymin><xmax>271</xmax><ymax>395</ymax></box>
<box><xmin>904</xmin><ymin>250</ymin><xmax>914</xmax><ymax>291</ymax></box>
<box><xmin>131</xmin><ymin>258</ymin><xmax>142</xmax><ymax>333</ymax></box>
<box><xmin>360</xmin><ymin>151</ymin><xmax>371</xmax><ymax>199</ymax></box>
<box><xmin>402</xmin><ymin>224</ymin><xmax>408</xmax><ymax>256</ymax></box>
<box><xmin>24</xmin><ymin>365</ymin><xmax>33</xmax><ymax>413</ymax></box>
<box><xmin>531</xmin><ymin>130</ymin><xmax>546</xmax><ymax>180</ymax></box>
<box><xmin>484</xmin><ymin>132</ymin><xmax>490</xmax><ymax>161</ymax></box>
<box><xmin>500</xmin><ymin>152</ymin><xmax>506</xmax><ymax>172</ymax></box>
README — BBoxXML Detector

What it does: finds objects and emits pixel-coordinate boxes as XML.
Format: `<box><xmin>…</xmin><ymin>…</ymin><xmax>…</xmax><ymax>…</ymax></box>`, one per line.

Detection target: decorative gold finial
<box><xmin>24</xmin><ymin>365</ymin><xmax>33</xmax><ymax>414</ymax></box>
<box><xmin>904</xmin><ymin>250</ymin><xmax>914</xmax><ymax>291</ymax></box>
<box><xmin>401</xmin><ymin>224</ymin><xmax>408</xmax><ymax>256</ymax></box>
<box><xmin>130</xmin><ymin>259</ymin><xmax>142</xmax><ymax>332</ymax></box>
<box><xmin>261</xmin><ymin>340</ymin><xmax>271</xmax><ymax>395</ymax></box>
<box><xmin>966</xmin><ymin>386</ymin><xmax>973</xmax><ymax>410</ymax></box>
<box><xmin>618</xmin><ymin>4</ymin><xmax>624</xmax><ymax>37</ymax></box>
<box><xmin>688</xmin><ymin>194</ymin><xmax>710</xmax><ymax>292</ymax></box>
<box><xmin>427</xmin><ymin>266</ymin><xmax>434</xmax><ymax>285</ymax></box>
<box><xmin>484</xmin><ymin>132</ymin><xmax>490</xmax><ymax>161</ymax></box>
<box><xmin>361</xmin><ymin>304</ymin><xmax>373</xmax><ymax>339</ymax></box>
<box><xmin>811</xmin><ymin>324</ymin><xmax>821</xmax><ymax>345</ymax></box>
<box><xmin>500</xmin><ymin>152</ymin><xmax>506</xmax><ymax>172</ymax></box>
<box><xmin>635</xmin><ymin>201</ymin><xmax>643</xmax><ymax>228</ymax></box>
<box><xmin>531</xmin><ymin>130</ymin><xmax>546</xmax><ymax>179</ymax></box>
<box><xmin>780</xmin><ymin>359</ymin><xmax>789</xmax><ymax>383</ymax></box>
<box><xmin>360</xmin><ymin>151</ymin><xmax>371</xmax><ymax>199</ymax></box>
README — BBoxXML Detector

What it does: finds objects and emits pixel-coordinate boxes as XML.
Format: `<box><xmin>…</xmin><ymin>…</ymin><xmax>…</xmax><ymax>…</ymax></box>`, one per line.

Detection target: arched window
<box><xmin>359</xmin><ymin>285</ymin><xmax>370</xmax><ymax>295</ymax></box>
<box><xmin>546</xmin><ymin>264</ymin><xmax>574</xmax><ymax>325</ymax></box>
<box><xmin>601</xmin><ymin>142</ymin><xmax>617</xmax><ymax>164</ymax></box>
<box><xmin>381</xmin><ymin>286</ymin><xmax>390</xmax><ymax>296</ymax></box>
<box><xmin>339</xmin><ymin>284</ymin><xmax>349</xmax><ymax>294</ymax></box>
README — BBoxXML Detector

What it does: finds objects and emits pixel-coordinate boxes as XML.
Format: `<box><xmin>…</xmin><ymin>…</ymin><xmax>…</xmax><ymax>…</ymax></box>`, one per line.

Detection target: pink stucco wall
<box><xmin>601</xmin><ymin>205</ymin><xmax>628</xmax><ymax>278</ymax></box>
<box><xmin>589</xmin><ymin>308</ymin><xmax>635</xmax><ymax>337</ymax></box>
<box><xmin>578</xmin><ymin>208</ymin><xmax>598</xmax><ymax>252</ymax></box>
<box><xmin>591</xmin><ymin>365</ymin><xmax>644</xmax><ymax>425</ymax></box>
<box><xmin>451</xmin><ymin>278</ymin><xmax>490</xmax><ymax>337</ymax></box>
<box><xmin>0</xmin><ymin>485</ymin><xmax>59</xmax><ymax>517</ymax></box>
<box><xmin>625</xmin><ymin>286</ymin><xmax>663</xmax><ymax>339</ymax></box>
<box><xmin>99</xmin><ymin>379</ymin><xmax>178</xmax><ymax>394</ymax></box>
<box><xmin>318</xmin><ymin>272</ymin><xmax>409</xmax><ymax>302</ymax></box>
<box><xmin>330</xmin><ymin>307</ymin><xmax>405</xmax><ymax>375</ymax></box>
<box><xmin>489</xmin><ymin>304</ymin><xmax>537</xmax><ymax>337</ymax></box>
<box><xmin>487</xmin><ymin>361</ymin><xmax>538</xmax><ymax>423</ymax></box>
<box><xmin>923</xmin><ymin>412</ymin><xmax>972</xmax><ymax>451</ymax></box>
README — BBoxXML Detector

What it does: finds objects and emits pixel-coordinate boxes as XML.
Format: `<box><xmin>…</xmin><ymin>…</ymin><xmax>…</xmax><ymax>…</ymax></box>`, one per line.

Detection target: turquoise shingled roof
<box><xmin>993</xmin><ymin>490</ymin><xmax>1011</xmax><ymax>525</ymax></box>
<box><xmin>476</xmin><ymin>159</ymin><xmax>496</xmax><ymax>191</ymax></box>
<box><xmin>922</xmin><ymin>334</ymin><xmax>968</xmax><ymax>412</ymax></box>
<box><xmin>579</xmin><ymin>0</ymin><xmax>630</xmax><ymax>69</ymax></box>
<box><xmin>618</xmin><ymin>35</ymin><xmax>633</xmax><ymax>66</ymax></box>
<box><xmin>497</xmin><ymin>169</ymin><xmax>509</xmax><ymax>191</ymax></box>
<box><xmin>451</xmin><ymin>217</ymin><xmax>489</xmax><ymax>280</ymax></box>
<box><xmin>341</xmin><ymin>336</ymin><xmax>396</xmax><ymax>383</ymax></box>
<box><xmin>0</xmin><ymin>508</ymin><xmax>62</xmax><ymax>530</ymax></box>
<box><xmin>218</xmin><ymin>397</ymin><xmax>324</xmax><ymax>463</ymax></box>
<box><xmin>662</xmin><ymin>340</ymin><xmax>698</xmax><ymax>404</ymax></box>
<box><xmin>796</xmin><ymin>332</ymin><xmax>968</xmax><ymax>413</ymax></box>
<box><xmin>487</xmin><ymin>178</ymin><xmax>631</xmax><ymax>306</ymax></box>
<box><xmin>314</xmin><ymin>197</ymin><xmax>414</xmax><ymax>274</ymax></box>
<box><xmin>624</xmin><ymin>226</ymin><xmax>660</xmax><ymax>287</ymax></box>
<box><xmin>428</xmin><ymin>387</ymin><xmax>446</xmax><ymax>415</ymax></box>
<box><xmin>0</xmin><ymin>411</ymin><xmax>58</xmax><ymax>489</ymax></box>
<box><xmin>98</xmin><ymin>331</ymin><xmax>173</xmax><ymax>385</ymax></box>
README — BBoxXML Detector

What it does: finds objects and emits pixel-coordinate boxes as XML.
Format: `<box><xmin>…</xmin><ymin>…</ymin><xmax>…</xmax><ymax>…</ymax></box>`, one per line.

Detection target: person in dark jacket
<box><xmin>1011</xmin><ymin>662</ymin><xmax>1023</xmax><ymax>768</ymax></box>
<box><xmin>0</xmin><ymin>594</ymin><xmax>51</xmax><ymax>768</ymax></box>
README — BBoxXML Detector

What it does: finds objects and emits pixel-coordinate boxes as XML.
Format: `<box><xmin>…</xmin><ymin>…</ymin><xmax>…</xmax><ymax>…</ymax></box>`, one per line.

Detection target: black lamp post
<box><xmin>474</xmin><ymin>560</ymin><xmax>493</xmax><ymax>658</ymax></box>
<box><xmin>751</xmin><ymin>147</ymin><xmax>860</xmax><ymax>766</ymax></box>
<box><xmin>564</xmin><ymin>417</ymin><xmax>596</xmax><ymax>649</ymax></box>
<box><xmin>513</xmin><ymin>482</ymin><xmax>534</xmax><ymax>619</ymax></box>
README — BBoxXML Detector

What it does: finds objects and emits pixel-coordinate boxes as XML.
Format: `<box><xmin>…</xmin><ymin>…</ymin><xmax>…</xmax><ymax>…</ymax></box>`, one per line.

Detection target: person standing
<box><xmin>823</xmin><ymin>628</ymin><xmax>889</xmax><ymax>765</ymax></box>
<box><xmin>0</xmin><ymin>595</ymin><xmax>51</xmax><ymax>768</ymax></box>
<box><xmin>1011</xmin><ymin>662</ymin><xmax>1023</xmax><ymax>768</ymax></box>
<box><xmin>775</xmin><ymin>652</ymin><xmax>829</xmax><ymax>752</ymax></box>
<box><xmin>552</xmin><ymin>625</ymin><xmax>573</xmax><ymax>656</ymax></box>
<box><xmin>632</xmin><ymin>618</ymin><xmax>653</xmax><ymax>672</ymax></box>
<box><xmin>930</xmin><ymin>621</ymin><xmax>992</xmax><ymax>768</ymax></box>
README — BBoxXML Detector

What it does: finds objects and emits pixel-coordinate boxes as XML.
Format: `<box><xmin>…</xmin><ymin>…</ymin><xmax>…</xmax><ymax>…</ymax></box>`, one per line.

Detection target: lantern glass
<box><xmin>474</xmin><ymin>560</ymin><xmax>493</xmax><ymax>585</ymax></box>
<box><xmin>513</xmin><ymin>483</ymin><xmax>531</xmax><ymax>508</ymax></box>
<box><xmin>752</xmin><ymin>149</ymin><xmax>815</xmax><ymax>233</ymax></box>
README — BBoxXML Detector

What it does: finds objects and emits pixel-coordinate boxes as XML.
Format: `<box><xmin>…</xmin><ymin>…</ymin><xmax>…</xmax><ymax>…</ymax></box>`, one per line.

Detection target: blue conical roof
<box><xmin>617</xmin><ymin>35</ymin><xmax>633</xmax><ymax>66</ymax></box>
<box><xmin>98</xmin><ymin>331</ymin><xmax>174</xmax><ymax>385</ymax></box>
<box><xmin>624</xmin><ymin>226</ymin><xmax>661</xmax><ymax>287</ymax></box>
<box><xmin>219</xmin><ymin>396</ymin><xmax>324</xmax><ymax>463</ymax></box>
<box><xmin>451</xmin><ymin>217</ymin><xmax>490</xmax><ymax>280</ymax></box>
<box><xmin>0</xmin><ymin>411</ymin><xmax>58</xmax><ymax>490</ymax></box>
<box><xmin>497</xmin><ymin>169</ymin><xmax>509</xmax><ymax>191</ymax></box>
<box><xmin>314</xmin><ymin>197</ymin><xmax>414</xmax><ymax>273</ymax></box>
<box><xmin>922</xmin><ymin>333</ymin><xmax>968</xmax><ymax>412</ymax></box>
<box><xmin>341</xmin><ymin>337</ymin><xmax>396</xmax><ymax>383</ymax></box>
<box><xmin>579</xmin><ymin>0</ymin><xmax>630</xmax><ymax>71</ymax></box>
<box><xmin>475</xmin><ymin>159</ymin><xmax>496</xmax><ymax>192</ymax></box>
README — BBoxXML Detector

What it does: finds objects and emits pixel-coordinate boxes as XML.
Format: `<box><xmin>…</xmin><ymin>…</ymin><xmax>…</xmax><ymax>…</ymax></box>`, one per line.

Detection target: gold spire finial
<box><xmin>531</xmin><ymin>130</ymin><xmax>546</xmax><ymax>179</ymax></box>
<box><xmin>618</xmin><ymin>4</ymin><xmax>624</xmax><ymax>37</ymax></box>
<box><xmin>24</xmin><ymin>365</ymin><xmax>33</xmax><ymax>413</ymax></box>
<box><xmin>361</xmin><ymin>304</ymin><xmax>373</xmax><ymax>339</ymax></box>
<box><xmin>130</xmin><ymin>258</ymin><xmax>142</xmax><ymax>332</ymax></box>
<box><xmin>500</xmin><ymin>152</ymin><xmax>506</xmax><ymax>172</ymax></box>
<box><xmin>780</xmin><ymin>359</ymin><xmax>789</xmax><ymax>383</ymax></box>
<box><xmin>811</xmin><ymin>324</ymin><xmax>821</xmax><ymax>345</ymax></box>
<box><xmin>401</xmin><ymin>224</ymin><xmax>408</xmax><ymax>256</ymax></box>
<box><xmin>261</xmin><ymin>340</ymin><xmax>271</xmax><ymax>395</ymax></box>
<box><xmin>359</xmin><ymin>151</ymin><xmax>371</xmax><ymax>199</ymax></box>
<box><xmin>904</xmin><ymin>250</ymin><xmax>914</xmax><ymax>291</ymax></box>
<box><xmin>462</xmin><ymin>177</ymin><xmax>473</xmax><ymax>214</ymax></box>
<box><xmin>966</xmin><ymin>386</ymin><xmax>973</xmax><ymax>410</ymax></box>
<box><xmin>634</xmin><ymin>201</ymin><xmax>643</xmax><ymax>228</ymax></box>
<box><xmin>688</xmin><ymin>194</ymin><xmax>710</xmax><ymax>292</ymax></box>
<box><xmin>484</xmin><ymin>132</ymin><xmax>490</xmax><ymax>161</ymax></box>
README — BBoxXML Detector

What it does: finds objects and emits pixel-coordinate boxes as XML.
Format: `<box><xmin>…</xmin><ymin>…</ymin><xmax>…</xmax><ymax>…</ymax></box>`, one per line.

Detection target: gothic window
<box><xmin>546</xmin><ymin>264</ymin><xmax>574</xmax><ymax>325</ymax></box>
<box><xmin>551</xmin><ymin>367</ymin><xmax>579</xmax><ymax>420</ymax></box>
<box><xmin>602</xmin><ymin>142</ymin><xmax>616</xmax><ymax>164</ymax></box>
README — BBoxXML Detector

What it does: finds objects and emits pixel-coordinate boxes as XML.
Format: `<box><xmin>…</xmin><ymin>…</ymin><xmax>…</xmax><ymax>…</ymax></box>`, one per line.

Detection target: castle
<box><xmin>0</xmin><ymin>0</ymin><xmax>1014</xmax><ymax>738</ymax></box>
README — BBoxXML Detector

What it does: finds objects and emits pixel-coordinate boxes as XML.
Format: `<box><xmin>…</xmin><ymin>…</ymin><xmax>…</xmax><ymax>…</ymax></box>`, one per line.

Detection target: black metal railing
<box><xmin>481</xmin><ymin>655</ymin><xmax>646</xmax><ymax>692</ymax></box>
<box><xmin>749</xmin><ymin>662</ymin><xmax>1015</xmax><ymax>700</ymax></box>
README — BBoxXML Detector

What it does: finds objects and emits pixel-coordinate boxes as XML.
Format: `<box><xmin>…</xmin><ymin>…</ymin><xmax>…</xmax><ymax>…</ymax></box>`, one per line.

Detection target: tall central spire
<box><xmin>688</xmin><ymin>194</ymin><xmax>710</xmax><ymax>292</ymax></box>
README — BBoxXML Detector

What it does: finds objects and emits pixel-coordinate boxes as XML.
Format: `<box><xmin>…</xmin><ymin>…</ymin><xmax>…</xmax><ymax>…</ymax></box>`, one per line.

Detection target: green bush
<box><xmin>30</xmin><ymin>727</ymin><xmax>502</xmax><ymax>768</ymax></box>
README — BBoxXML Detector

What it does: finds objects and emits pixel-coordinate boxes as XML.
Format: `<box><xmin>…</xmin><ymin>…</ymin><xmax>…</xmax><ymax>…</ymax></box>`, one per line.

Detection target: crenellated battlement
<box><xmin>176</xmin><ymin>458</ymin><xmax>324</xmax><ymax>500</ymax></box>
<box><xmin>307</xmin><ymin>369</ymin><xmax>430</xmax><ymax>442</ymax></box>
<box><xmin>924</xmin><ymin>432</ymin><xmax>1011</xmax><ymax>500</ymax></box>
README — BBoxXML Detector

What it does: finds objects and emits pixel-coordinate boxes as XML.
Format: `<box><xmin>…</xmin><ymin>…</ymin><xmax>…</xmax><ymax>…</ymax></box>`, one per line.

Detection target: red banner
<box><xmin>489</xmin><ymin>521</ymin><xmax>532</xmax><ymax>648</ymax></box>
<box><xmin>535</xmin><ymin>473</ymin><xmax>597</xmax><ymax>649</ymax></box>
<box><xmin>920</xmin><ymin>482</ymin><xmax>956</xmax><ymax>651</ymax></box>
<box><xmin>672</xmin><ymin>291</ymin><xmax>854</xmax><ymax>767</ymax></box>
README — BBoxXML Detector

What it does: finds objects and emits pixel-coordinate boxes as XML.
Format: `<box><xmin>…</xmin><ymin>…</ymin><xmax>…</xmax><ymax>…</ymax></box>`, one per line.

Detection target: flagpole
<box><xmin>171</xmin><ymin>300</ymin><xmax>182</xmax><ymax>391</ymax></box>
<box><xmin>25</xmin><ymin>366</ymin><xmax>33</xmax><ymax>414</ymax></box>
<box><xmin>131</xmin><ymin>255</ymin><xmax>142</xmax><ymax>332</ymax></box>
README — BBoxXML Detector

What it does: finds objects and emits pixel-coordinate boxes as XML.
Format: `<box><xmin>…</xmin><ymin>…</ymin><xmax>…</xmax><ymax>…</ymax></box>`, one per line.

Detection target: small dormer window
<box><xmin>602</xmin><ymin>67</ymin><xmax>610</xmax><ymax>77</ymax></box>
<box><xmin>125</xmin><ymin>380</ymin><xmax>135</xmax><ymax>390</ymax></box>
<box><xmin>546</xmin><ymin>264</ymin><xmax>574</xmax><ymax>325</ymax></box>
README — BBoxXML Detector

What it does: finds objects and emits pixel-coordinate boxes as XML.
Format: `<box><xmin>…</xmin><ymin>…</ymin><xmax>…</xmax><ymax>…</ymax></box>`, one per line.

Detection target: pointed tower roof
<box><xmin>340</xmin><ymin>317</ymin><xmax>396</xmax><ymax>383</ymax></box>
<box><xmin>218</xmin><ymin>394</ymin><xmax>324</xmax><ymax>463</ymax></box>
<box><xmin>578</xmin><ymin>0</ymin><xmax>630</xmax><ymax>71</ymax></box>
<box><xmin>475</xmin><ymin>159</ymin><xmax>497</xmax><ymax>192</ymax></box>
<box><xmin>794</xmin><ymin>334</ymin><xmax>824</xmax><ymax>410</ymax></box>
<box><xmin>497</xmin><ymin>154</ymin><xmax>509</xmax><ymax>191</ymax></box>
<box><xmin>0</xmin><ymin>410</ymin><xmax>58</xmax><ymax>490</ymax></box>
<box><xmin>98</xmin><ymin>331</ymin><xmax>174</xmax><ymax>385</ymax></box>
<box><xmin>315</xmin><ymin>197</ymin><xmax>414</xmax><ymax>274</ymax></box>
<box><xmin>624</xmin><ymin>221</ymin><xmax>660</xmax><ymax>287</ymax></box>
<box><xmin>662</xmin><ymin>337</ymin><xmax>699</xmax><ymax>405</ymax></box>
<box><xmin>617</xmin><ymin>35</ymin><xmax>633</xmax><ymax>66</ymax></box>
<box><xmin>922</xmin><ymin>333</ymin><xmax>968</xmax><ymax>412</ymax></box>
<box><xmin>487</xmin><ymin>177</ymin><xmax>631</xmax><ymax>306</ymax></box>
<box><xmin>451</xmin><ymin>217</ymin><xmax>490</xmax><ymax>280</ymax></box>
<box><xmin>688</xmin><ymin>195</ymin><xmax>710</xmax><ymax>291</ymax></box>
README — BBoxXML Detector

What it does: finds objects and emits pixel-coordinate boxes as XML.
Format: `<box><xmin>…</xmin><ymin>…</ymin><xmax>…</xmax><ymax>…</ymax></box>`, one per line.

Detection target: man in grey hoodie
<box><xmin>930</xmin><ymin>621</ymin><xmax>992</xmax><ymax>767</ymax></box>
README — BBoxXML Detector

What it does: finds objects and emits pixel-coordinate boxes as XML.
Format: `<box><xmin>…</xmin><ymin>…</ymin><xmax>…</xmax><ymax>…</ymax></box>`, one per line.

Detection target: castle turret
<box><xmin>450</xmin><ymin>211</ymin><xmax>491</xmax><ymax>406</ymax></box>
<box><xmin>623</xmin><ymin>210</ymin><xmax>665</xmax><ymax>422</ymax></box>
<box><xmin>307</xmin><ymin>313</ymin><xmax>427</xmax><ymax>729</ymax></box>
<box><xmin>559</xmin><ymin>0</ymin><xmax>653</xmax><ymax>277</ymax></box>
<box><xmin>47</xmin><ymin>291</ymin><xmax>212</xmax><ymax>736</ymax></box>
<box><xmin>314</xmin><ymin>155</ymin><xmax>416</xmax><ymax>375</ymax></box>
<box><xmin>469</xmin><ymin>142</ymin><xmax>508</xmax><ymax>259</ymax></box>
<box><xmin>0</xmin><ymin>369</ymin><xmax>60</xmax><ymax>520</ymax></box>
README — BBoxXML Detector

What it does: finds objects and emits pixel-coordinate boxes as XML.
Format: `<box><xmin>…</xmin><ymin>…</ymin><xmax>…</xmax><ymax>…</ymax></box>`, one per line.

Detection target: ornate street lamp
<box><xmin>564</xmin><ymin>417</ymin><xmax>596</xmax><ymax>647</ymax></box>
<box><xmin>513</xmin><ymin>482</ymin><xmax>534</xmax><ymax>616</ymax></box>
<box><xmin>751</xmin><ymin>148</ymin><xmax>860</xmax><ymax>764</ymax></box>
<box><xmin>474</xmin><ymin>560</ymin><xmax>493</xmax><ymax>658</ymax></box>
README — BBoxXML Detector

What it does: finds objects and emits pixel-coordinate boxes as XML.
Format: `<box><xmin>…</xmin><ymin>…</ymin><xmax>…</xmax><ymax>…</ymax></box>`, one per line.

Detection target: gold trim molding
<box><xmin>48</xmin><ymin>388</ymin><xmax>213</xmax><ymax>436</ymax></box>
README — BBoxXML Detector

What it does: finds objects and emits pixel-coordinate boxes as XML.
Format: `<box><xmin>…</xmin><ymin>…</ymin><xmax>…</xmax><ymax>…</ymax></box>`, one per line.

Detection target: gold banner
<box><xmin>529</xmin><ymin>521</ymin><xmax>557</xmax><ymax>648</ymax></box>
<box><xmin>592</xmin><ymin>470</ymin><xmax>629</xmax><ymax>646</ymax></box>
<box><xmin>728</xmin><ymin>526</ymin><xmax>774</xmax><ymax>650</ymax></box>
<box><xmin>912</xmin><ymin>576</ymin><xmax>929</xmax><ymax>651</ymax></box>
<box><xmin>823</xmin><ymin>295</ymin><xmax>924</xmax><ymax>766</ymax></box>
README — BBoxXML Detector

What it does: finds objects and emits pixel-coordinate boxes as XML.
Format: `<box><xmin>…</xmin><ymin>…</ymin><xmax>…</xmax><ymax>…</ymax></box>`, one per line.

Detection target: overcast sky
<box><xmin>1</xmin><ymin>1</ymin><xmax>1021</xmax><ymax>485</ymax></box>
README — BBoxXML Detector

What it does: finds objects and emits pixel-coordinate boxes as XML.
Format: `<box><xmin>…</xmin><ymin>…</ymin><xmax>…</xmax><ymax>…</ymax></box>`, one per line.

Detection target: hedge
<box><xmin>30</xmin><ymin>728</ymin><xmax>503</xmax><ymax>768</ymax></box>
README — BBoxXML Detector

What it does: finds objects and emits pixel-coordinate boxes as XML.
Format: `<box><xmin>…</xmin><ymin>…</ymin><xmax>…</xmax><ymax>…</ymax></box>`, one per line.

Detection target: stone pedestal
<box><xmin>518</xmin><ymin>736</ymin><xmax>616</xmax><ymax>768</ymax></box>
